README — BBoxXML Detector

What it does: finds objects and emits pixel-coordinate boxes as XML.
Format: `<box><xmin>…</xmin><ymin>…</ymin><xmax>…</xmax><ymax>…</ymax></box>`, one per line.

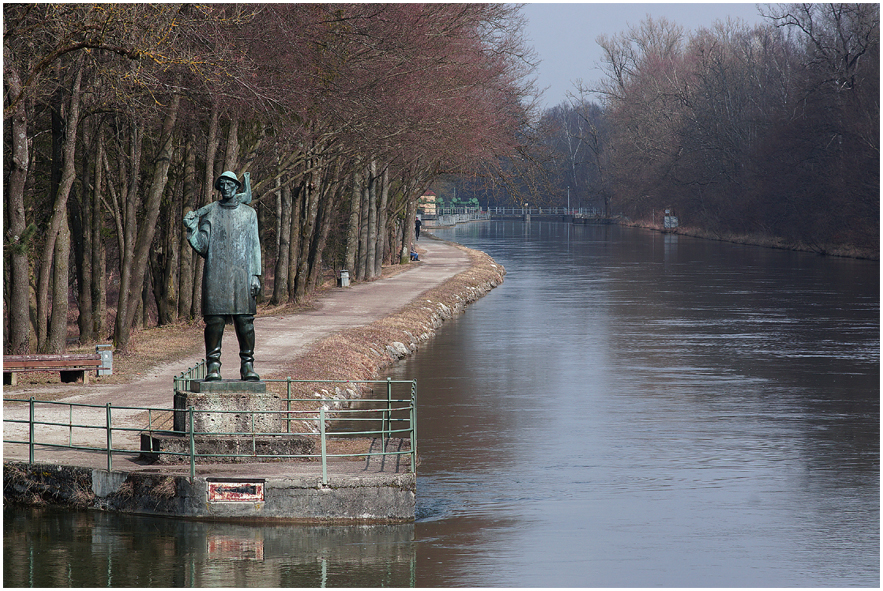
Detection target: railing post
<box><xmin>28</xmin><ymin>397</ymin><xmax>35</xmax><ymax>464</ymax></box>
<box><xmin>189</xmin><ymin>406</ymin><xmax>195</xmax><ymax>482</ymax></box>
<box><xmin>106</xmin><ymin>403</ymin><xmax>113</xmax><ymax>472</ymax></box>
<box><xmin>410</xmin><ymin>381</ymin><xmax>417</xmax><ymax>473</ymax></box>
<box><xmin>286</xmin><ymin>377</ymin><xmax>292</xmax><ymax>434</ymax></box>
<box><xmin>385</xmin><ymin>377</ymin><xmax>392</xmax><ymax>445</ymax></box>
<box><xmin>320</xmin><ymin>407</ymin><xmax>328</xmax><ymax>486</ymax></box>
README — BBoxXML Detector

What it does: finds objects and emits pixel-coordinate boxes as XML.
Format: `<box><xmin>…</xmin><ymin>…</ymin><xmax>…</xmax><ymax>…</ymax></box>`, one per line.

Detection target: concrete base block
<box><xmin>174</xmin><ymin>383</ymin><xmax>284</xmax><ymax>434</ymax></box>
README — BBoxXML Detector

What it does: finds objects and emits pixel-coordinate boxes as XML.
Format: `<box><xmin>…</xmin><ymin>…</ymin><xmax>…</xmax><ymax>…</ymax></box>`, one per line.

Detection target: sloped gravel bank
<box><xmin>275</xmin><ymin>242</ymin><xmax>505</xmax><ymax>404</ymax></box>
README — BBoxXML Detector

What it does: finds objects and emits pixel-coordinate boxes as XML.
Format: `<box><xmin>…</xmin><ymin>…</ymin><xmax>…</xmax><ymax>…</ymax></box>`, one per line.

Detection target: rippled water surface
<box><xmin>397</xmin><ymin>222</ymin><xmax>879</xmax><ymax>587</ymax></box>
<box><xmin>4</xmin><ymin>222</ymin><xmax>879</xmax><ymax>587</ymax></box>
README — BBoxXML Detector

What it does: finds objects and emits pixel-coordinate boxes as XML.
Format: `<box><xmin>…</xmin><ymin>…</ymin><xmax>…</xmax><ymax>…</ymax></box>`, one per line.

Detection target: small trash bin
<box><xmin>96</xmin><ymin>344</ymin><xmax>113</xmax><ymax>376</ymax></box>
<box><xmin>339</xmin><ymin>269</ymin><xmax>350</xmax><ymax>287</ymax></box>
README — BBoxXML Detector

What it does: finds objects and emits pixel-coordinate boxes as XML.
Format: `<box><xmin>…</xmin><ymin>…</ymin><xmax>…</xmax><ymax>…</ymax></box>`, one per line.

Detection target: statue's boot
<box><xmin>235</xmin><ymin>315</ymin><xmax>260</xmax><ymax>381</ymax></box>
<box><xmin>204</xmin><ymin>315</ymin><xmax>225</xmax><ymax>381</ymax></box>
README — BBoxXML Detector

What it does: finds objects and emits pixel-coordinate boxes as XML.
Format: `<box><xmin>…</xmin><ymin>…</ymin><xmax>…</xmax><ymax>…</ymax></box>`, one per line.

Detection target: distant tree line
<box><xmin>457</xmin><ymin>3</ymin><xmax>878</xmax><ymax>255</ymax></box>
<box><xmin>3</xmin><ymin>4</ymin><xmax>536</xmax><ymax>354</ymax></box>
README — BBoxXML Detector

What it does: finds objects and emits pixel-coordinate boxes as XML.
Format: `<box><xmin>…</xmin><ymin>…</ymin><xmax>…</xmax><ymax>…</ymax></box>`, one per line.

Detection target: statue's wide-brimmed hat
<box><xmin>215</xmin><ymin>171</ymin><xmax>241</xmax><ymax>191</ymax></box>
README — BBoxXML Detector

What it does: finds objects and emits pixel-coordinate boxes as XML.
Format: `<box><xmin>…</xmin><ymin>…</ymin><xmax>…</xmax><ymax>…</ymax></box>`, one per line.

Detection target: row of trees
<box><xmin>4</xmin><ymin>4</ymin><xmax>537</xmax><ymax>354</ymax></box>
<box><xmin>593</xmin><ymin>3</ymin><xmax>878</xmax><ymax>250</ymax></box>
<box><xmin>456</xmin><ymin>4</ymin><xmax>878</xmax><ymax>254</ymax></box>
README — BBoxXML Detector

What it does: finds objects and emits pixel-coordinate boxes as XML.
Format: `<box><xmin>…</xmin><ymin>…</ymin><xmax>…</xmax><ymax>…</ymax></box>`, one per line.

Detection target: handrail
<box><xmin>481</xmin><ymin>206</ymin><xmax>602</xmax><ymax>216</ymax></box>
<box><xmin>425</xmin><ymin>207</ymin><xmax>604</xmax><ymax>219</ymax></box>
<box><xmin>3</xmin><ymin>374</ymin><xmax>417</xmax><ymax>485</ymax></box>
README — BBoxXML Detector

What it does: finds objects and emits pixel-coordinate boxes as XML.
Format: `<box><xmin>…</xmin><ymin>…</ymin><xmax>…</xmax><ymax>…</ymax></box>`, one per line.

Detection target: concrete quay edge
<box><xmin>4</xmin><ymin>461</ymin><xmax>416</xmax><ymax>523</ymax></box>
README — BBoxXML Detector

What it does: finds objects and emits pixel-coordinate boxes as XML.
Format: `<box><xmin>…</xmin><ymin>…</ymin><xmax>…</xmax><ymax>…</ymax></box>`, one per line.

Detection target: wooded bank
<box><xmin>3</xmin><ymin>4</ymin><xmax>536</xmax><ymax>354</ymax></box>
<box><xmin>462</xmin><ymin>4</ymin><xmax>879</xmax><ymax>259</ymax></box>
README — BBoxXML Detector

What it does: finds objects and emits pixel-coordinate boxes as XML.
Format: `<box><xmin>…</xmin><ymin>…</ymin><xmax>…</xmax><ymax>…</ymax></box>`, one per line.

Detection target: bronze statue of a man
<box><xmin>184</xmin><ymin>171</ymin><xmax>262</xmax><ymax>381</ymax></box>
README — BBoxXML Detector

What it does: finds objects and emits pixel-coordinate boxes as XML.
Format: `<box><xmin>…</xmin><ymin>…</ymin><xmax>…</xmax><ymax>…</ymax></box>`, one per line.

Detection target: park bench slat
<box><xmin>4</xmin><ymin>360</ymin><xmax>102</xmax><ymax>369</ymax></box>
<box><xmin>4</xmin><ymin>354</ymin><xmax>100</xmax><ymax>363</ymax></box>
<box><xmin>3</xmin><ymin>353</ymin><xmax>103</xmax><ymax>386</ymax></box>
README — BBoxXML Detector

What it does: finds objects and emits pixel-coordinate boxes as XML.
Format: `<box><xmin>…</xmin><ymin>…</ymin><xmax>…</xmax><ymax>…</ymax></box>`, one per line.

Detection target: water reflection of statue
<box><xmin>183</xmin><ymin>171</ymin><xmax>261</xmax><ymax>381</ymax></box>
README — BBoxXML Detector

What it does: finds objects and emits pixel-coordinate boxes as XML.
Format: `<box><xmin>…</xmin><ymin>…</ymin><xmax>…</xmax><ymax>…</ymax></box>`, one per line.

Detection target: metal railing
<box><xmin>4</xmin><ymin>366</ymin><xmax>416</xmax><ymax>484</ymax></box>
<box><xmin>421</xmin><ymin>206</ymin><xmax>603</xmax><ymax>218</ymax></box>
<box><xmin>485</xmin><ymin>206</ymin><xmax>601</xmax><ymax>216</ymax></box>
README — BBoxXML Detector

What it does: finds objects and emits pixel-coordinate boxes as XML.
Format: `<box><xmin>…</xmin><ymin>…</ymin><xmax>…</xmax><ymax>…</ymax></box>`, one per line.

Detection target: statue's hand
<box><xmin>183</xmin><ymin>210</ymin><xmax>198</xmax><ymax>230</ymax></box>
<box><xmin>250</xmin><ymin>276</ymin><xmax>261</xmax><ymax>298</ymax></box>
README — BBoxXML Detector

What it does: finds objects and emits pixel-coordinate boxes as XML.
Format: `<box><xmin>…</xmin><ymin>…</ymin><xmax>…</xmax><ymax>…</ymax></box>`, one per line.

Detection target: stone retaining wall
<box><xmin>4</xmin><ymin>461</ymin><xmax>416</xmax><ymax>523</ymax></box>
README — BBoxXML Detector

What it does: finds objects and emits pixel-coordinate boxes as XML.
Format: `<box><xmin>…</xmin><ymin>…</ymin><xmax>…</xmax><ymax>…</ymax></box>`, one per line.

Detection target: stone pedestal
<box><xmin>140</xmin><ymin>379</ymin><xmax>316</xmax><ymax>464</ymax></box>
<box><xmin>173</xmin><ymin>379</ymin><xmax>285</xmax><ymax>434</ymax></box>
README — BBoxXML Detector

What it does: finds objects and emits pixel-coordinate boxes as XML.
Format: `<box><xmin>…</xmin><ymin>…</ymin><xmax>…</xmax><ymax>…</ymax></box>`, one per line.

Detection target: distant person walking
<box><xmin>415</xmin><ymin>217</ymin><xmax>422</xmax><ymax>241</ymax></box>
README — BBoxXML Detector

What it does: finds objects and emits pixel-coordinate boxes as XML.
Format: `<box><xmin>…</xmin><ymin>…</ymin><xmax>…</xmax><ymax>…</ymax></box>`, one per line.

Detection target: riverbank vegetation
<box><xmin>3</xmin><ymin>4</ymin><xmax>535</xmax><ymax>355</ymax></box>
<box><xmin>456</xmin><ymin>3</ymin><xmax>879</xmax><ymax>260</ymax></box>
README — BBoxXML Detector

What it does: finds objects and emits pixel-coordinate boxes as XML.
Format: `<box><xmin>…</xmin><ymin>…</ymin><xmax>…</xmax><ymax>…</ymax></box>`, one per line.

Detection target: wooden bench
<box><xmin>3</xmin><ymin>354</ymin><xmax>103</xmax><ymax>386</ymax></box>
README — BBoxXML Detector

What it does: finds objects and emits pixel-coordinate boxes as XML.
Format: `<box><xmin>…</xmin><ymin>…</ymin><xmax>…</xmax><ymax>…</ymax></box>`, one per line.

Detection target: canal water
<box><xmin>4</xmin><ymin>221</ymin><xmax>879</xmax><ymax>587</ymax></box>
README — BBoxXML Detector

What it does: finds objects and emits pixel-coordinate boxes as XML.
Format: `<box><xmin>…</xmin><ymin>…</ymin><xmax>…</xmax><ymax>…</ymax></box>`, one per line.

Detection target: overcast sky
<box><xmin>521</xmin><ymin>3</ymin><xmax>768</xmax><ymax>108</ymax></box>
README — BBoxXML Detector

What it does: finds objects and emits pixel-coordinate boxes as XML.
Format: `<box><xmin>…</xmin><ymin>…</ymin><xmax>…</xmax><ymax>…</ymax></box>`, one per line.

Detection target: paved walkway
<box><xmin>2</xmin><ymin>237</ymin><xmax>469</xmax><ymax>476</ymax></box>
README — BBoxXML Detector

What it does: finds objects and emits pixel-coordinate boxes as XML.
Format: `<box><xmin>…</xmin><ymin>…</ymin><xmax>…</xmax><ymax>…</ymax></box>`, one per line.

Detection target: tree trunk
<box><xmin>402</xmin><ymin>196</ymin><xmax>418</xmax><ymax>265</ymax></box>
<box><xmin>125</xmin><ymin>93</ymin><xmax>180</xmax><ymax>332</ymax></box>
<box><xmin>37</xmin><ymin>61</ymin><xmax>83</xmax><ymax>352</ymax></box>
<box><xmin>92</xmin><ymin>219</ymin><xmax>107</xmax><ymax>341</ymax></box>
<box><xmin>168</xmin><ymin>172</ymin><xmax>183</xmax><ymax>323</ymax></box>
<box><xmin>271</xmin><ymin>179</ymin><xmax>292</xmax><ymax>304</ymax></box>
<box><xmin>366</xmin><ymin>160</ymin><xmax>378</xmax><ymax>280</ymax></box>
<box><xmin>374</xmin><ymin>165</ymin><xmax>389</xmax><ymax>276</ymax></box>
<box><xmin>116</xmin><ymin>91</ymin><xmax>180</xmax><ymax>351</ymax></box>
<box><xmin>112</xmin><ymin>114</ymin><xmax>143</xmax><ymax>351</ymax></box>
<box><xmin>140</xmin><ymin>269</ymin><xmax>150</xmax><ymax>328</ymax></box>
<box><xmin>101</xmin><ymin>130</ymin><xmax>126</xmax><ymax>268</ymax></box>
<box><xmin>46</xmin><ymin>216</ymin><xmax>70</xmax><ymax>352</ymax></box>
<box><xmin>294</xmin><ymin>167</ymin><xmax>320</xmax><ymax>302</ymax></box>
<box><xmin>4</xmin><ymin>49</ymin><xmax>32</xmax><ymax>354</ymax></box>
<box><xmin>275</xmin><ymin>174</ymin><xmax>282</xmax><ymax>255</ymax></box>
<box><xmin>88</xmin><ymin>130</ymin><xmax>107</xmax><ymax>340</ymax></box>
<box><xmin>93</xmin><ymin>133</ymin><xmax>109</xmax><ymax>340</ymax></box>
<box><xmin>344</xmin><ymin>169</ymin><xmax>361</xmax><ymax>275</ymax></box>
<box><xmin>357</xmin><ymin>171</ymin><xmax>370</xmax><ymax>280</ymax></box>
<box><xmin>387</xmin><ymin>220</ymin><xmax>398</xmax><ymax>267</ymax></box>
<box><xmin>223</xmin><ymin>118</ymin><xmax>240</xmax><ymax>172</ymax></box>
<box><xmin>157</xmin><ymin>153</ymin><xmax>182</xmax><ymax>325</ymax></box>
<box><xmin>178</xmin><ymin>134</ymin><xmax>196</xmax><ymax>319</ymax></box>
<box><xmin>150</xmin><ymin>248</ymin><xmax>166</xmax><ymax>325</ymax></box>
<box><xmin>70</xmin><ymin>152</ymin><xmax>93</xmax><ymax>344</ymax></box>
<box><xmin>287</xmin><ymin>180</ymin><xmax>303</xmax><ymax>300</ymax></box>
<box><xmin>307</xmin><ymin>166</ymin><xmax>340</xmax><ymax>291</ymax></box>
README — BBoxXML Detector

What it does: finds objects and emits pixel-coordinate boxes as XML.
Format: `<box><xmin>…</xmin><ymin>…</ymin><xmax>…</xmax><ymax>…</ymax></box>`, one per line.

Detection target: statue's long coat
<box><xmin>187</xmin><ymin>201</ymin><xmax>261</xmax><ymax>315</ymax></box>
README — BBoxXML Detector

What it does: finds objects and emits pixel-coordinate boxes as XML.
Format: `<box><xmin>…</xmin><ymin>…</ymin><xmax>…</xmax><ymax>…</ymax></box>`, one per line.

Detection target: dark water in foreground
<box><xmin>4</xmin><ymin>222</ymin><xmax>879</xmax><ymax>587</ymax></box>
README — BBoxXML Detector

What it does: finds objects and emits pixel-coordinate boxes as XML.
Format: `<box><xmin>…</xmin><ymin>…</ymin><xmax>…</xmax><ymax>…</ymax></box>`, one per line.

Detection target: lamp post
<box><xmin>567</xmin><ymin>186</ymin><xmax>570</xmax><ymax>213</ymax></box>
